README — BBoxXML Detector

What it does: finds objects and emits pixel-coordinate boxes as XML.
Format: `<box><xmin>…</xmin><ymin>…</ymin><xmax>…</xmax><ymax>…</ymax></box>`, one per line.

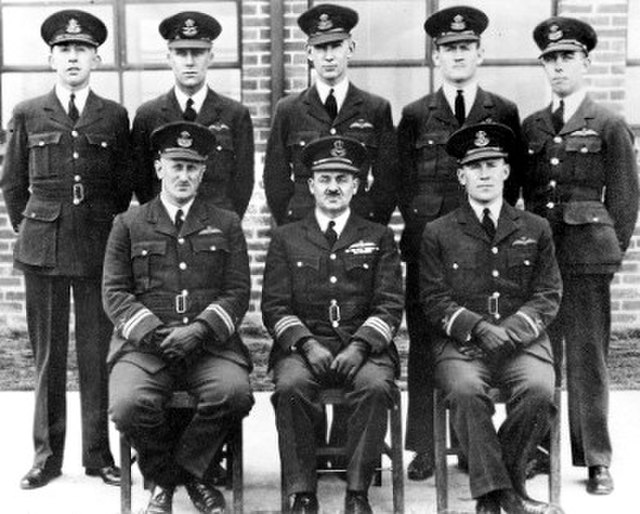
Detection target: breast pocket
<box><xmin>286</xmin><ymin>130</ymin><xmax>320</xmax><ymax>168</ymax></box>
<box><xmin>208</xmin><ymin>132</ymin><xmax>235</xmax><ymax>181</ymax></box>
<box><xmin>27</xmin><ymin>131</ymin><xmax>63</xmax><ymax>178</ymax></box>
<box><xmin>506</xmin><ymin>247</ymin><xmax>537</xmax><ymax>289</ymax></box>
<box><xmin>291</xmin><ymin>254</ymin><xmax>321</xmax><ymax>297</ymax></box>
<box><xmin>131</xmin><ymin>241</ymin><xmax>167</xmax><ymax>293</ymax></box>
<box><xmin>86</xmin><ymin>133</ymin><xmax>116</xmax><ymax>172</ymax></box>
<box><xmin>446</xmin><ymin>252</ymin><xmax>480</xmax><ymax>292</ymax></box>
<box><xmin>565</xmin><ymin>135</ymin><xmax>604</xmax><ymax>181</ymax></box>
<box><xmin>191</xmin><ymin>234</ymin><xmax>230</xmax><ymax>281</ymax></box>
<box><xmin>344</xmin><ymin>254</ymin><xmax>376</xmax><ymax>281</ymax></box>
<box><xmin>415</xmin><ymin>132</ymin><xmax>451</xmax><ymax>179</ymax></box>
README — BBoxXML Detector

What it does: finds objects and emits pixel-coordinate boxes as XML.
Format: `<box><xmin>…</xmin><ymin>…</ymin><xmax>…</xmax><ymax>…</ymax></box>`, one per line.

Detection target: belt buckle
<box><xmin>488</xmin><ymin>293</ymin><xmax>500</xmax><ymax>320</ymax></box>
<box><xmin>329</xmin><ymin>299</ymin><xmax>341</xmax><ymax>328</ymax></box>
<box><xmin>72</xmin><ymin>183</ymin><xmax>84</xmax><ymax>205</ymax></box>
<box><xmin>175</xmin><ymin>292</ymin><xmax>188</xmax><ymax>314</ymax></box>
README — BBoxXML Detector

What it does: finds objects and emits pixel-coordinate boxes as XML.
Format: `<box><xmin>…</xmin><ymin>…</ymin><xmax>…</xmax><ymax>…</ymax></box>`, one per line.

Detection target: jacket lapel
<box><xmin>160</xmin><ymin>89</ymin><xmax>184</xmax><ymax>123</ymax></box>
<box><xmin>494</xmin><ymin>204</ymin><xmax>519</xmax><ymax>245</ymax></box>
<box><xmin>333</xmin><ymin>214</ymin><xmax>364</xmax><ymax>253</ymax></box>
<box><xmin>334</xmin><ymin>83</ymin><xmax>364</xmax><ymax>127</ymax></box>
<box><xmin>305</xmin><ymin>85</ymin><xmax>333</xmax><ymax>125</ymax></box>
<box><xmin>533</xmin><ymin>105</ymin><xmax>557</xmax><ymax>137</ymax></box>
<box><xmin>147</xmin><ymin>198</ymin><xmax>178</xmax><ymax>237</ymax></box>
<box><xmin>466</xmin><ymin>88</ymin><xmax>496</xmax><ymax>124</ymax></box>
<box><xmin>457</xmin><ymin>202</ymin><xmax>490</xmax><ymax>243</ymax></box>
<box><xmin>430</xmin><ymin>89</ymin><xmax>458</xmax><ymax>128</ymax></box>
<box><xmin>75</xmin><ymin>90</ymin><xmax>104</xmax><ymax>130</ymax></box>
<box><xmin>559</xmin><ymin>96</ymin><xmax>595</xmax><ymax>136</ymax></box>
<box><xmin>302</xmin><ymin>214</ymin><xmax>331</xmax><ymax>250</ymax></box>
<box><xmin>43</xmin><ymin>89</ymin><xmax>73</xmax><ymax>129</ymax></box>
<box><xmin>180</xmin><ymin>199</ymin><xmax>209</xmax><ymax>238</ymax></box>
<box><xmin>198</xmin><ymin>88</ymin><xmax>226</xmax><ymax>128</ymax></box>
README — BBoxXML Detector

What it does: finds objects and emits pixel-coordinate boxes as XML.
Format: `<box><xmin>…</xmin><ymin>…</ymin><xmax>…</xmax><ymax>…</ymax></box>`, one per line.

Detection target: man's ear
<box><xmin>503</xmin><ymin>163</ymin><xmax>511</xmax><ymax>181</ymax></box>
<box><xmin>154</xmin><ymin>159</ymin><xmax>164</xmax><ymax>181</ymax></box>
<box><xmin>352</xmin><ymin>176</ymin><xmax>360</xmax><ymax>194</ymax></box>
<box><xmin>457</xmin><ymin>168</ymin><xmax>466</xmax><ymax>186</ymax></box>
<box><xmin>305</xmin><ymin>43</ymin><xmax>314</xmax><ymax>63</ymax></box>
<box><xmin>91</xmin><ymin>52</ymin><xmax>102</xmax><ymax>70</ymax></box>
<box><xmin>307</xmin><ymin>176</ymin><xmax>315</xmax><ymax>194</ymax></box>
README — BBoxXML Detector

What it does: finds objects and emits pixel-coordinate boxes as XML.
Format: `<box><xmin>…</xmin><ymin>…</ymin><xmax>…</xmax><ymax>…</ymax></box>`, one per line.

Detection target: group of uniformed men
<box><xmin>1</xmin><ymin>3</ymin><xmax>637</xmax><ymax>514</ymax></box>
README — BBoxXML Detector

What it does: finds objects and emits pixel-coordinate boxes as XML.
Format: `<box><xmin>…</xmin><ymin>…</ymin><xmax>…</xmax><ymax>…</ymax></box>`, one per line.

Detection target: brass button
<box><xmin>550</xmin><ymin>157</ymin><xmax>559</xmax><ymax>165</ymax></box>
<box><xmin>329</xmin><ymin>276</ymin><xmax>337</xmax><ymax>284</ymax></box>
<box><xmin>179</xmin><ymin>262</ymin><xmax>187</xmax><ymax>270</ymax></box>
<box><xmin>492</xmin><ymin>247</ymin><xmax>498</xmax><ymax>255</ymax></box>
<box><xmin>178</xmin><ymin>238</ymin><xmax>185</xmax><ymax>245</ymax></box>
<box><xmin>74</xmin><ymin>175</ymin><xmax>81</xmax><ymax>182</ymax></box>
<box><xmin>71</xmin><ymin>130</ymin><xmax>78</xmax><ymax>138</ymax></box>
<box><xmin>553</xmin><ymin>136</ymin><xmax>562</xmax><ymax>143</ymax></box>
<box><xmin>329</xmin><ymin>128</ymin><xmax>337</xmax><ymax>135</ymax></box>
<box><xmin>183</xmin><ymin>317</ymin><xmax>189</xmax><ymax>324</ymax></box>
<box><xmin>330</xmin><ymin>253</ymin><xmax>337</xmax><ymax>260</ymax></box>
<box><xmin>492</xmin><ymin>270</ymin><xmax>499</xmax><ymax>277</ymax></box>
<box><xmin>73</xmin><ymin>152</ymin><xmax>79</xmax><ymax>159</ymax></box>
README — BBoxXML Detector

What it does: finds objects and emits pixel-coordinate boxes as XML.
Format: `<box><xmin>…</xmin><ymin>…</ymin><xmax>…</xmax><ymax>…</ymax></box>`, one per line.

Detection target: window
<box><xmin>625</xmin><ymin>0</ymin><xmax>640</xmax><ymax>126</ymax></box>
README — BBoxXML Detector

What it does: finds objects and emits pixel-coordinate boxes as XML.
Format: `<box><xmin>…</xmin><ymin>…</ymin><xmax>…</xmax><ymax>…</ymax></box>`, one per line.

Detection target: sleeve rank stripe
<box><xmin>122</xmin><ymin>308</ymin><xmax>155</xmax><ymax>339</ymax></box>
<box><xmin>206</xmin><ymin>304</ymin><xmax>235</xmax><ymax>335</ymax></box>
<box><xmin>445</xmin><ymin>307</ymin><xmax>466</xmax><ymax>337</ymax></box>
<box><xmin>274</xmin><ymin>315</ymin><xmax>304</xmax><ymax>338</ymax></box>
<box><xmin>516</xmin><ymin>311</ymin><xmax>540</xmax><ymax>338</ymax></box>
<box><xmin>363</xmin><ymin>316</ymin><xmax>393</xmax><ymax>341</ymax></box>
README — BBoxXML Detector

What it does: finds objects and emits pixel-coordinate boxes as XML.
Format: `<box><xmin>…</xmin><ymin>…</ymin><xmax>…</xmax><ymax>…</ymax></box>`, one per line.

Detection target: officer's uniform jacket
<box><xmin>263</xmin><ymin>83</ymin><xmax>398</xmax><ymax>225</ymax></box>
<box><xmin>131</xmin><ymin>87</ymin><xmax>255</xmax><ymax>217</ymax></box>
<box><xmin>1</xmin><ymin>89</ymin><xmax>132</xmax><ymax>277</ymax></box>
<box><xmin>419</xmin><ymin>201</ymin><xmax>562</xmax><ymax>364</ymax></box>
<box><xmin>262</xmin><ymin>213</ymin><xmax>404</xmax><ymax>371</ymax></box>
<box><xmin>522</xmin><ymin>95</ymin><xmax>639</xmax><ymax>275</ymax></box>
<box><xmin>102</xmin><ymin>196</ymin><xmax>251</xmax><ymax>373</ymax></box>
<box><xmin>397</xmin><ymin>88</ymin><xmax>523</xmax><ymax>262</ymax></box>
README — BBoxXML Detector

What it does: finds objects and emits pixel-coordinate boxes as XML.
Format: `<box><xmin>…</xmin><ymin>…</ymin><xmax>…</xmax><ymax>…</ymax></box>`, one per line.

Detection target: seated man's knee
<box><xmin>352</xmin><ymin>369</ymin><xmax>395</xmax><ymax>407</ymax></box>
<box><xmin>109</xmin><ymin>393</ymin><xmax>163</xmax><ymax>432</ymax></box>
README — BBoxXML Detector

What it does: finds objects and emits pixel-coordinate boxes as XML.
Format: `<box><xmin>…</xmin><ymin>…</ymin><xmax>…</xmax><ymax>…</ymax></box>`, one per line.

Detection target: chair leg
<box><xmin>120</xmin><ymin>433</ymin><xmax>132</xmax><ymax>514</ymax></box>
<box><xmin>373</xmin><ymin>454</ymin><xmax>382</xmax><ymax>486</ymax></box>
<box><xmin>550</xmin><ymin>387</ymin><xmax>562</xmax><ymax>505</ymax></box>
<box><xmin>281</xmin><ymin>458</ymin><xmax>289</xmax><ymax>514</ymax></box>
<box><xmin>390</xmin><ymin>394</ymin><xmax>405</xmax><ymax>514</ymax></box>
<box><xmin>230</xmin><ymin>421</ymin><xmax>243</xmax><ymax>514</ymax></box>
<box><xmin>433</xmin><ymin>389</ymin><xmax>448</xmax><ymax>514</ymax></box>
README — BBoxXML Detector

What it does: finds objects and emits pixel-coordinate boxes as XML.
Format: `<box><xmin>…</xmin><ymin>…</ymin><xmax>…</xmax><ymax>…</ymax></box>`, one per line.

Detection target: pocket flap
<box><xmin>287</xmin><ymin>131</ymin><xmax>320</xmax><ymax>147</ymax></box>
<box><xmin>192</xmin><ymin>234</ymin><xmax>230</xmax><ymax>253</ymax></box>
<box><xmin>415</xmin><ymin>132</ymin><xmax>447</xmax><ymax>149</ymax></box>
<box><xmin>345</xmin><ymin>255</ymin><xmax>375</xmax><ymax>271</ymax></box>
<box><xmin>213</xmin><ymin>132</ymin><xmax>233</xmax><ymax>151</ymax></box>
<box><xmin>563</xmin><ymin>201</ymin><xmax>613</xmax><ymax>226</ymax></box>
<box><xmin>86</xmin><ymin>133</ymin><xmax>115</xmax><ymax>148</ymax></box>
<box><xmin>527</xmin><ymin>140</ymin><xmax>545</xmax><ymax>155</ymax></box>
<box><xmin>565</xmin><ymin>136</ymin><xmax>602</xmax><ymax>153</ymax></box>
<box><xmin>292</xmin><ymin>254</ymin><xmax>320</xmax><ymax>270</ymax></box>
<box><xmin>410</xmin><ymin>193</ymin><xmax>444</xmax><ymax>218</ymax></box>
<box><xmin>28</xmin><ymin>131</ymin><xmax>62</xmax><ymax>148</ymax></box>
<box><xmin>131</xmin><ymin>241</ymin><xmax>167</xmax><ymax>258</ymax></box>
<box><xmin>22</xmin><ymin>200</ymin><xmax>61</xmax><ymax>222</ymax></box>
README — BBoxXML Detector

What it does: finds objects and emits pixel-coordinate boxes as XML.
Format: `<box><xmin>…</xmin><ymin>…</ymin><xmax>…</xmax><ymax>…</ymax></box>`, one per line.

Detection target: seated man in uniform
<box><xmin>104</xmin><ymin>121</ymin><xmax>254</xmax><ymax>514</ymax></box>
<box><xmin>262</xmin><ymin>135</ymin><xmax>404</xmax><ymax>514</ymax></box>
<box><xmin>419</xmin><ymin>123</ymin><xmax>564</xmax><ymax>514</ymax></box>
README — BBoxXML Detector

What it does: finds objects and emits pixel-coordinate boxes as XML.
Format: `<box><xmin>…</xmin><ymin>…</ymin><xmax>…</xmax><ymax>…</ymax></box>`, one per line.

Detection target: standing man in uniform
<box><xmin>264</xmin><ymin>3</ymin><xmax>398</xmax><ymax>227</ymax></box>
<box><xmin>262</xmin><ymin>135</ymin><xmax>403</xmax><ymax>514</ymax></box>
<box><xmin>398</xmin><ymin>5</ymin><xmax>524</xmax><ymax>480</ymax></box>
<box><xmin>132</xmin><ymin>11</ymin><xmax>254</xmax><ymax>218</ymax></box>
<box><xmin>105</xmin><ymin>122</ymin><xmax>254</xmax><ymax>514</ymax></box>
<box><xmin>522</xmin><ymin>17</ymin><xmax>639</xmax><ymax>495</ymax></box>
<box><xmin>421</xmin><ymin>123</ymin><xmax>563</xmax><ymax>514</ymax></box>
<box><xmin>1</xmin><ymin>9</ymin><xmax>130</xmax><ymax>489</ymax></box>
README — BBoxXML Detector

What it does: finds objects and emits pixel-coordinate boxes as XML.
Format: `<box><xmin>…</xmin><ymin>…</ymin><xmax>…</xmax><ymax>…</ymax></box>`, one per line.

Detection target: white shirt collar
<box><xmin>315</xmin><ymin>78</ymin><xmax>349</xmax><ymax>113</ymax></box>
<box><xmin>160</xmin><ymin>194</ymin><xmax>195</xmax><ymax>223</ymax></box>
<box><xmin>315</xmin><ymin>208</ymin><xmax>350</xmax><ymax>237</ymax></box>
<box><xmin>468</xmin><ymin>197</ymin><xmax>502</xmax><ymax>226</ymax></box>
<box><xmin>552</xmin><ymin>89</ymin><xmax>586</xmax><ymax>124</ymax></box>
<box><xmin>174</xmin><ymin>84</ymin><xmax>208</xmax><ymax>113</ymax></box>
<box><xmin>55</xmin><ymin>84</ymin><xmax>90</xmax><ymax>116</ymax></box>
<box><xmin>442</xmin><ymin>82</ymin><xmax>478</xmax><ymax>120</ymax></box>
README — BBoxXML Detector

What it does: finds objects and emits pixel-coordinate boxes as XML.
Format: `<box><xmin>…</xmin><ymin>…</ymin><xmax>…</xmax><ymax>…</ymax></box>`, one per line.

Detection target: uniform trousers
<box><xmin>435</xmin><ymin>351</ymin><xmax>555</xmax><ymax>499</ymax></box>
<box><xmin>24</xmin><ymin>271</ymin><xmax>114</xmax><ymax>471</ymax></box>
<box><xmin>404</xmin><ymin>260</ymin><xmax>435</xmax><ymax>455</ymax></box>
<box><xmin>109</xmin><ymin>353</ymin><xmax>253</xmax><ymax>487</ymax></box>
<box><xmin>549</xmin><ymin>274</ymin><xmax>613</xmax><ymax>467</ymax></box>
<box><xmin>271</xmin><ymin>352</ymin><xmax>396</xmax><ymax>495</ymax></box>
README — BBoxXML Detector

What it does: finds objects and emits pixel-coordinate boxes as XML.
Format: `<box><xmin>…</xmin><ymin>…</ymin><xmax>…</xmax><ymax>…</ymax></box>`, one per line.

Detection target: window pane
<box><xmin>2</xmin><ymin>4</ymin><xmax>115</xmax><ymax>66</ymax></box>
<box><xmin>2</xmin><ymin>71</ymin><xmax>119</xmax><ymax>126</ymax></box>
<box><xmin>438</xmin><ymin>0</ymin><xmax>551</xmax><ymax>60</ymax></box>
<box><xmin>123</xmin><ymin>69</ymin><xmax>241</xmax><ymax>115</ymax></box>
<box><xmin>125</xmin><ymin>2</ymin><xmax>238</xmax><ymax>64</ymax></box>
<box><xmin>625</xmin><ymin>67</ymin><xmax>640</xmax><ymax>125</ymax></box>
<box><xmin>347</xmin><ymin>67</ymin><xmax>431</xmax><ymax>125</ymax></box>
<box><xmin>313</xmin><ymin>0</ymin><xmax>426</xmax><ymax>61</ymax></box>
<box><xmin>628</xmin><ymin>0</ymin><xmax>640</xmax><ymax>60</ymax></box>
<box><xmin>433</xmin><ymin>65</ymin><xmax>551</xmax><ymax>119</ymax></box>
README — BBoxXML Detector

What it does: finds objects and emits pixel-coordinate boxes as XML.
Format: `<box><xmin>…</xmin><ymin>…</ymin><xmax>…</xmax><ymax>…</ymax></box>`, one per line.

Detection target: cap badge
<box><xmin>474</xmin><ymin>131</ymin><xmax>489</xmax><ymax>148</ymax></box>
<box><xmin>182</xmin><ymin>19</ymin><xmax>198</xmax><ymax>37</ymax></box>
<box><xmin>317</xmin><ymin>13</ymin><xmax>333</xmax><ymax>31</ymax></box>
<box><xmin>177</xmin><ymin>131</ymin><xmax>193</xmax><ymax>148</ymax></box>
<box><xmin>66</xmin><ymin>18</ymin><xmax>82</xmax><ymax>34</ymax></box>
<box><xmin>548</xmin><ymin>24</ymin><xmax>562</xmax><ymax>41</ymax></box>
<box><xmin>330</xmin><ymin>139</ymin><xmax>347</xmax><ymax>158</ymax></box>
<box><xmin>451</xmin><ymin>14</ymin><xmax>466</xmax><ymax>31</ymax></box>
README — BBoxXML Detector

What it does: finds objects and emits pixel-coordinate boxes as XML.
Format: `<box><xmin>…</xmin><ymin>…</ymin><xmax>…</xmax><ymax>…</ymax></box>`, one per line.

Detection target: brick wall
<box><xmin>0</xmin><ymin>0</ymin><xmax>639</xmax><ymax>332</ymax></box>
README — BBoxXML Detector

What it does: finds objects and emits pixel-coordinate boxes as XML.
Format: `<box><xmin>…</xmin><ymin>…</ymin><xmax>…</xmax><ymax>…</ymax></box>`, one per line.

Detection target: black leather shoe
<box><xmin>476</xmin><ymin>492</ymin><xmax>500</xmax><ymax>514</ymax></box>
<box><xmin>345</xmin><ymin>491</ymin><xmax>373</xmax><ymax>514</ymax></box>
<box><xmin>291</xmin><ymin>492</ymin><xmax>319</xmax><ymax>514</ymax></box>
<box><xmin>184</xmin><ymin>476</ymin><xmax>226</xmax><ymax>513</ymax></box>
<box><xmin>20</xmin><ymin>466</ymin><xmax>61</xmax><ymax>489</ymax></box>
<box><xmin>497</xmin><ymin>488</ymin><xmax>565</xmax><ymax>514</ymax></box>
<box><xmin>145</xmin><ymin>485</ymin><xmax>174</xmax><ymax>514</ymax></box>
<box><xmin>85</xmin><ymin>465</ymin><xmax>121</xmax><ymax>486</ymax></box>
<box><xmin>407</xmin><ymin>452</ymin><xmax>434</xmax><ymax>481</ymax></box>
<box><xmin>587</xmin><ymin>465</ymin><xmax>614</xmax><ymax>495</ymax></box>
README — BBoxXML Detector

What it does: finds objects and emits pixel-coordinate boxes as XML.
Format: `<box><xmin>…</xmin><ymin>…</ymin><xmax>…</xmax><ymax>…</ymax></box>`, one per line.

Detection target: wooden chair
<box><xmin>433</xmin><ymin>386</ymin><xmax>562</xmax><ymax>513</ymax></box>
<box><xmin>280</xmin><ymin>387</ymin><xmax>405</xmax><ymax>514</ymax></box>
<box><xmin>119</xmin><ymin>390</ymin><xmax>243</xmax><ymax>514</ymax></box>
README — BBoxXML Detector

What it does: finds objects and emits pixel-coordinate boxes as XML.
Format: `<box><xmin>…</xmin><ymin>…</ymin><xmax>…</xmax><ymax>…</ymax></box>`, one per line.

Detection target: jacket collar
<box><xmin>146</xmin><ymin>196</ymin><xmax>211</xmax><ymax>238</ymax></box>
<box><xmin>43</xmin><ymin>88</ymin><xmax>104</xmax><ymax>129</ymax></box>
<box><xmin>456</xmin><ymin>200</ymin><xmax>520</xmax><ymax>245</ymax></box>
<box><xmin>301</xmin><ymin>211</ymin><xmax>367</xmax><ymax>251</ymax></box>
<box><xmin>429</xmin><ymin>87</ymin><xmax>496</xmax><ymax>127</ymax></box>
<box><xmin>303</xmin><ymin>82</ymin><xmax>365</xmax><ymax>126</ymax></box>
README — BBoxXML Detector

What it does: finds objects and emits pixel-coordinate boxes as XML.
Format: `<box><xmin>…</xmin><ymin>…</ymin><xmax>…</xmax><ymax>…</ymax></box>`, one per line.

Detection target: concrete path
<box><xmin>1</xmin><ymin>391</ymin><xmax>638</xmax><ymax>513</ymax></box>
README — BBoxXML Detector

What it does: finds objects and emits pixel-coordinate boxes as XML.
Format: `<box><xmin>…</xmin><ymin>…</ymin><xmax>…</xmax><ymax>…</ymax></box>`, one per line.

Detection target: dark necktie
<box><xmin>482</xmin><ymin>208</ymin><xmax>496</xmax><ymax>240</ymax></box>
<box><xmin>325</xmin><ymin>220</ymin><xmax>338</xmax><ymax>247</ymax></box>
<box><xmin>325</xmin><ymin>88</ymin><xmax>338</xmax><ymax>120</ymax></box>
<box><xmin>68</xmin><ymin>93</ymin><xmax>79</xmax><ymax>124</ymax></box>
<box><xmin>552</xmin><ymin>99</ymin><xmax>565</xmax><ymax>133</ymax></box>
<box><xmin>455</xmin><ymin>89</ymin><xmax>465</xmax><ymax>126</ymax></box>
<box><xmin>184</xmin><ymin>98</ymin><xmax>197</xmax><ymax>121</ymax></box>
<box><xmin>175</xmin><ymin>209</ymin><xmax>185</xmax><ymax>232</ymax></box>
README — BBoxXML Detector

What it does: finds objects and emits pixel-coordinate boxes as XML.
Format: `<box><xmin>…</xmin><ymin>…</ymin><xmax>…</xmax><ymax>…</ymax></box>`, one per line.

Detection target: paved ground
<box><xmin>1</xmin><ymin>391</ymin><xmax>638</xmax><ymax>513</ymax></box>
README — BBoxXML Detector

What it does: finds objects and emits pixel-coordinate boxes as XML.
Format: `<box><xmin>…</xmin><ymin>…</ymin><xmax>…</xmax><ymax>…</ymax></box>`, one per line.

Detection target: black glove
<box><xmin>299</xmin><ymin>338</ymin><xmax>333</xmax><ymax>378</ymax></box>
<box><xmin>331</xmin><ymin>340</ymin><xmax>369</xmax><ymax>382</ymax></box>
<box><xmin>501</xmin><ymin>314</ymin><xmax>538</xmax><ymax>347</ymax></box>
<box><xmin>472</xmin><ymin>320</ymin><xmax>516</xmax><ymax>359</ymax></box>
<box><xmin>140</xmin><ymin>326</ymin><xmax>169</xmax><ymax>349</ymax></box>
<box><xmin>159</xmin><ymin>321</ymin><xmax>209</xmax><ymax>361</ymax></box>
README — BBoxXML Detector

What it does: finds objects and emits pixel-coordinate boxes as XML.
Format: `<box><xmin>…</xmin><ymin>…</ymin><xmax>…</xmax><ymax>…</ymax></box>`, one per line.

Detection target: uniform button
<box><xmin>492</xmin><ymin>247</ymin><xmax>498</xmax><ymax>255</ymax></box>
<box><xmin>141</xmin><ymin>250</ymin><xmax>148</xmax><ymax>256</ymax></box>
<box><xmin>73</xmin><ymin>198</ymin><xmax>80</xmax><ymax>205</ymax></box>
<box><xmin>209</xmin><ymin>245</ymin><xmax>216</xmax><ymax>251</ymax></box>
<box><xmin>299</xmin><ymin>141</ymin><xmax>305</xmax><ymax>146</ymax></box>
<box><xmin>101</xmin><ymin>141</ymin><xmax>108</xmax><ymax>148</ymax></box>
<box><xmin>528</xmin><ymin>148</ymin><xmax>534</xmax><ymax>155</ymax></box>
<box><xmin>553</xmin><ymin>136</ymin><xmax>562</xmax><ymax>143</ymax></box>
<box><xmin>546</xmin><ymin>202</ymin><xmax>555</xmax><ymax>209</ymax></box>
<box><xmin>593</xmin><ymin>216</ymin><xmax>599</xmax><ymax>222</ymax></box>
<box><xmin>329</xmin><ymin>276</ymin><xmax>337</xmax><ymax>284</ymax></box>
<box><xmin>30</xmin><ymin>212</ymin><xmax>36</xmax><ymax>218</ymax></box>
<box><xmin>288</xmin><ymin>210</ymin><xmax>293</xmax><ymax>215</ymax></box>
<box><xmin>492</xmin><ymin>270</ymin><xmax>499</xmax><ymax>277</ymax></box>
<box><xmin>183</xmin><ymin>317</ymin><xmax>189</xmax><ymax>324</ymax></box>
<box><xmin>580</xmin><ymin>147</ymin><xmax>588</xmax><ymax>154</ymax></box>
<box><xmin>413</xmin><ymin>208</ymin><xmax>418</xmax><ymax>213</ymax></box>
<box><xmin>216</xmin><ymin>145</ymin><xmax>222</xmax><ymax>151</ymax></box>
<box><xmin>74</xmin><ymin>175</ymin><xmax>81</xmax><ymax>182</ymax></box>
<box><xmin>329</xmin><ymin>128</ymin><xmax>337</xmax><ymax>135</ymax></box>
<box><xmin>73</xmin><ymin>152</ymin><xmax>79</xmax><ymax>159</ymax></box>
<box><xmin>39</xmin><ymin>141</ymin><xmax>45</xmax><ymax>147</ymax></box>
<box><xmin>494</xmin><ymin>313</ymin><xmax>501</xmax><ymax>320</ymax></box>
<box><xmin>428</xmin><ymin>140</ymin><xmax>434</xmax><ymax>145</ymax></box>
<box><xmin>71</xmin><ymin>130</ymin><xmax>78</xmax><ymax>138</ymax></box>
<box><xmin>296</xmin><ymin>261</ymin><xmax>303</xmax><ymax>267</ymax></box>
<box><xmin>549</xmin><ymin>179</ymin><xmax>556</xmax><ymax>187</ymax></box>
<box><xmin>332</xmin><ymin>321</ymin><xmax>339</xmax><ymax>327</ymax></box>
<box><xmin>330</xmin><ymin>253</ymin><xmax>337</xmax><ymax>260</ymax></box>
<box><xmin>524</xmin><ymin>259</ymin><xmax>531</xmax><ymax>266</ymax></box>
<box><xmin>452</xmin><ymin>263</ymin><xmax>459</xmax><ymax>270</ymax></box>
<box><xmin>493</xmin><ymin>292</ymin><xmax>501</xmax><ymax>298</ymax></box>
<box><xmin>178</xmin><ymin>238</ymin><xmax>185</xmax><ymax>245</ymax></box>
<box><xmin>179</xmin><ymin>262</ymin><xmax>187</xmax><ymax>270</ymax></box>
<box><xmin>550</xmin><ymin>157</ymin><xmax>559</xmax><ymax>165</ymax></box>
